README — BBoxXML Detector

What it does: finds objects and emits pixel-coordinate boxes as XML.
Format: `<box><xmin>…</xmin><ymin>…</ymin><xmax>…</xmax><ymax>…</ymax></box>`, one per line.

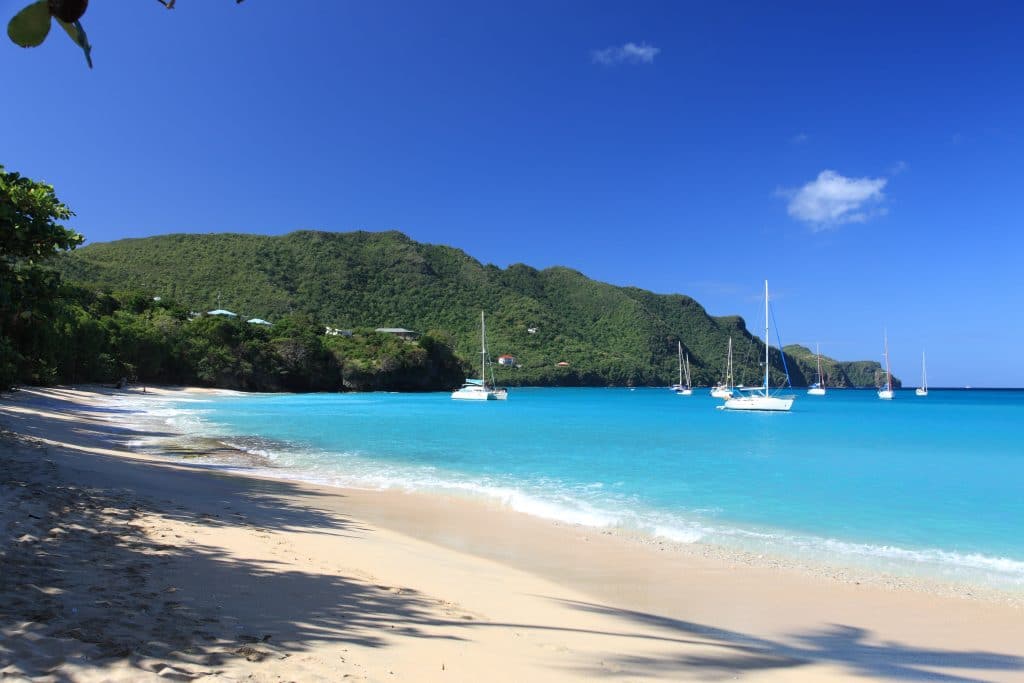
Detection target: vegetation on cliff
<box><xmin>59</xmin><ymin>230</ymin><xmax>877</xmax><ymax>387</ymax></box>
<box><xmin>3</xmin><ymin>282</ymin><xmax>464</xmax><ymax>392</ymax></box>
<box><xmin>784</xmin><ymin>344</ymin><xmax>901</xmax><ymax>389</ymax></box>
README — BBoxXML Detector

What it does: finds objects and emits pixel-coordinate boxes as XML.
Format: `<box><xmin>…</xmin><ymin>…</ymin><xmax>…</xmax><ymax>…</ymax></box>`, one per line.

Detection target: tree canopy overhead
<box><xmin>6</xmin><ymin>0</ymin><xmax>245</xmax><ymax>68</ymax></box>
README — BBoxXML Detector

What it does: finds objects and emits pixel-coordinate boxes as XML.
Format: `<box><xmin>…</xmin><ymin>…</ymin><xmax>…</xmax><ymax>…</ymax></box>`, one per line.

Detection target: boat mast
<box><xmin>726</xmin><ymin>337</ymin><xmax>733</xmax><ymax>387</ymax></box>
<box><xmin>684</xmin><ymin>353</ymin><xmax>691</xmax><ymax>388</ymax></box>
<box><xmin>816</xmin><ymin>343</ymin><xmax>824</xmax><ymax>387</ymax></box>
<box><xmin>922</xmin><ymin>351</ymin><xmax>927</xmax><ymax>391</ymax></box>
<box><xmin>678</xmin><ymin>342</ymin><xmax>683</xmax><ymax>387</ymax></box>
<box><xmin>480</xmin><ymin>311</ymin><xmax>487</xmax><ymax>389</ymax></box>
<box><xmin>883</xmin><ymin>330</ymin><xmax>892</xmax><ymax>391</ymax></box>
<box><xmin>764</xmin><ymin>280</ymin><xmax>770</xmax><ymax>394</ymax></box>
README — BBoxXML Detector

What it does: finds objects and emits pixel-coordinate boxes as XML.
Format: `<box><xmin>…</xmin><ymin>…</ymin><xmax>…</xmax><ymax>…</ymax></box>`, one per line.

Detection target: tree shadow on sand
<box><xmin>0</xmin><ymin>433</ymin><xmax>467</xmax><ymax>681</ymax></box>
<box><xmin>554</xmin><ymin>599</ymin><xmax>1024</xmax><ymax>682</ymax></box>
<box><xmin>0</xmin><ymin>388</ymin><xmax>179</xmax><ymax>447</ymax></box>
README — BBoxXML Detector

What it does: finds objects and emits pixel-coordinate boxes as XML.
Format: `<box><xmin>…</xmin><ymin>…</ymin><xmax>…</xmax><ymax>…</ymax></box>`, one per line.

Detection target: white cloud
<box><xmin>784</xmin><ymin>170</ymin><xmax>887</xmax><ymax>230</ymax></box>
<box><xmin>791</xmin><ymin>132</ymin><xmax>809</xmax><ymax>144</ymax></box>
<box><xmin>591</xmin><ymin>42</ymin><xmax>660</xmax><ymax>65</ymax></box>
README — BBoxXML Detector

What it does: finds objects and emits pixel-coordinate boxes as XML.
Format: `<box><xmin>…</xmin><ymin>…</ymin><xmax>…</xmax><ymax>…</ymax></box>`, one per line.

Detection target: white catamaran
<box><xmin>916</xmin><ymin>351</ymin><xmax>928</xmax><ymax>396</ymax></box>
<box><xmin>878</xmin><ymin>331</ymin><xmax>894</xmax><ymax>400</ymax></box>
<box><xmin>451</xmin><ymin>311</ymin><xmax>509</xmax><ymax>401</ymax></box>
<box><xmin>722</xmin><ymin>281</ymin><xmax>795</xmax><ymax>412</ymax></box>
<box><xmin>674</xmin><ymin>342</ymin><xmax>693</xmax><ymax>395</ymax></box>
<box><xmin>710</xmin><ymin>337</ymin><xmax>735</xmax><ymax>398</ymax></box>
<box><xmin>808</xmin><ymin>343</ymin><xmax>826</xmax><ymax>396</ymax></box>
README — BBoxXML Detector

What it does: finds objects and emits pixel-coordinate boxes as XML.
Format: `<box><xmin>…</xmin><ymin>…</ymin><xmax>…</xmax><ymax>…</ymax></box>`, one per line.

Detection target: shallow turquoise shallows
<box><xmin>166</xmin><ymin>388</ymin><xmax>1024</xmax><ymax>590</ymax></box>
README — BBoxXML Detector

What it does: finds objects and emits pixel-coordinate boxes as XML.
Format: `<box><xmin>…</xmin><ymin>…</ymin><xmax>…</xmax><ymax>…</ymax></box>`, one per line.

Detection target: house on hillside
<box><xmin>498</xmin><ymin>354</ymin><xmax>516</xmax><ymax>366</ymax></box>
<box><xmin>375</xmin><ymin>327</ymin><xmax>421</xmax><ymax>341</ymax></box>
<box><xmin>247</xmin><ymin>318</ymin><xmax>272</xmax><ymax>326</ymax></box>
<box><xmin>325</xmin><ymin>327</ymin><xmax>353</xmax><ymax>337</ymax></box>
<box><xmin>207</xmin><ymin>309</ymin><xmax>238</xmax><ymax>317</ymax></box>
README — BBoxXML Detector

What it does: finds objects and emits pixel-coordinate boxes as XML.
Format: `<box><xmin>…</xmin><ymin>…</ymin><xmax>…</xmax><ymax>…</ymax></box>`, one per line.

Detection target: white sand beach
<box><xmin>2</xmin><ymin>386</ymin><xmax>1023</xmax><ymax>681</ymax></box>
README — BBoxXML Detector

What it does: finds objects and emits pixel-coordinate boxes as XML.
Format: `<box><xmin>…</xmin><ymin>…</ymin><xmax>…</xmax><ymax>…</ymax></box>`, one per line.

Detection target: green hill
<box><xmin>59</xmin><ymin>230</ymin><xmax>886</xmax><ymax>387</ymax></box>
<box><xmin>784</xmin><ymin>344</ymin><xmax>901</xmax><ymax>389</ymax></box>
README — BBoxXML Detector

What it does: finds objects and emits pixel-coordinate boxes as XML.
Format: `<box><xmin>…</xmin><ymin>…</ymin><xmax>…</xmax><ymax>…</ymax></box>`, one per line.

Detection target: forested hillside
<box><xmin>783</xmin><ymin>344</ymin><xmax>901</xmax><ymax>389</ymax></box>
<box><xmin>2</xmin><ymin>166</ymin><xmax>461</xmax><ymax>392</ymax></box>
<box><xmin>60</xmin><ymin>230</ymin><xmax>891</xmax><ymax>387</ymax></box>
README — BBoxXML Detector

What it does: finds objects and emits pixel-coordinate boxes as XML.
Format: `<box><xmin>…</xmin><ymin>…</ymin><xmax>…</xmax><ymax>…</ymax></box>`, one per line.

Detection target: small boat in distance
<box><xmin>916</xmin><ymin>351</ymin><xmax>928</xmax><ymax>396</ymax></box>
<box><xmin>451</xmin><ymin>311</ymin><xmax>509</xmax><ymax>401</ymax></box>
<box><xmin>710</xmin><ymin>338</ymin><xmax>735</xmax><ymax>398</ymax></box>
<box><xmin>722</xmin><ymin>281</ymin><xmax>795</xmax><ymax>412</ymax></box>
<box><xmin>808</xmin><ymin>343</ymin><xmax>826</xmax><ymax>396</ymax></box>
<box><xmin>674</xmin><ymin>342</ymin><xmax>693</xmax><ymax>395</ymax></box>
<box><xmin>878</xmin><ymin>331</ymin><xmax>894</xmax><ymax>400</ymax></box>
<box><xmin>670</xmin><ymin>342</ymin><xmax>683</xmax><ymax>392</ymax></box>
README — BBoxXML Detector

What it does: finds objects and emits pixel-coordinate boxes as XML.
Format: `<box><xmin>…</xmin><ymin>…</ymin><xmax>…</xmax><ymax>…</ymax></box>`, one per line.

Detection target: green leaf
<box><xmin>7</xmin><ymin>0</ymin><xmax>51</xmax><ymax>48</ymax></box>
<box><xmin>57</xmin><ymin>19</ymin><xmax>92</xmax><ymax>68</ymax></box>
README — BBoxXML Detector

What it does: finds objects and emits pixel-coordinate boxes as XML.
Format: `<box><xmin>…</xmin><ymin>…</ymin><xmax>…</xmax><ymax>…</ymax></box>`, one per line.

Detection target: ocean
<box><xmin>140</xmin><ymin>387</ymin><xmax>1024</xmax><ymax>591</ymax></box>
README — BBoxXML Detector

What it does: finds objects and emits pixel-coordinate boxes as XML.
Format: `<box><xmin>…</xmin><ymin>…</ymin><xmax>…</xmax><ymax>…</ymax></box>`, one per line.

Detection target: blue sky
<box><xmin>4</xmin><ymin>1</ymin><xmax>1023</xmax><ymax>385</ymax></box>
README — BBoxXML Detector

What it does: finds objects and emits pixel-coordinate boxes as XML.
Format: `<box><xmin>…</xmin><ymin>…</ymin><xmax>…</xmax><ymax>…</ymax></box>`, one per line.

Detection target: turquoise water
<box><xmin>158</xmin><ymin>388</ymin><xmax>1024</xmax><ymax>590</ymax></box>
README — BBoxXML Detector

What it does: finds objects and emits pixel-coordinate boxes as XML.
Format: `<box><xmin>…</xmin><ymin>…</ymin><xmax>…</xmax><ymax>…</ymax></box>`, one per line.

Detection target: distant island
<box><xmin>50</xmin><ymin>230</ymin><xmax>894</xmax><ymax>391</ymax></box>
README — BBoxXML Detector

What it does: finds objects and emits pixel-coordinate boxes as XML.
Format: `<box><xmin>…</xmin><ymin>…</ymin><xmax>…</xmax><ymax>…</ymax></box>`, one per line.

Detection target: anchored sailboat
<box><xmin>451</xmin><ymin>311</ymin><xmax>509</xmax><ymax>401</ymax></box>
<box><xmin>808</xmin><ymin>343</ymin><xmax>826</xmax><ymax>396</ymax></box>
<box><xmin>878</xmin><ymin>331</ymin><xmax>894</xmax><ymax>400</ymax></box>
<box><xmin>722</xmin><ymin>281</ymin><xmax>795</xmax><ymax>412</ymax></box>
<box><xmin>916</xmin><ymin>351</ymin><xmax>928</xmax><ymax>396</ymax></box>
<box><xmin>710</xmin><ymin>338</ymin><xmax>735</xmax><ymax>398</ymax></box>
<box><xmin>674</xmin><ymin>342</ymin><xmax>693</xmax><ymax>396</ymax></box>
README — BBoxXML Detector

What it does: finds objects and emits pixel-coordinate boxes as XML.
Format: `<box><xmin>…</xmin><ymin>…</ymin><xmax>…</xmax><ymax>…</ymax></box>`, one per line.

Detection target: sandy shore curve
<box><xmin>2</xmin><ymin>385</ymin><xmax>1022</xmax><ymax>682</ymax></box>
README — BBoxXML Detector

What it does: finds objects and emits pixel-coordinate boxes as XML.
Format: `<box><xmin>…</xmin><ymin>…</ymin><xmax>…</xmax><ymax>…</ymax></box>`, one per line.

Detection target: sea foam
<box><xmin>136</xmin><ymin>388</ymin><xmax>1024</xmax><ymax>592</ymax></box>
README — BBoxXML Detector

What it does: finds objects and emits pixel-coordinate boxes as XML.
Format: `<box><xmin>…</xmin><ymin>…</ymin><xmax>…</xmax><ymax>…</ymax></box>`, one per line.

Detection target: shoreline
<box><xmin>12</xmin><ymin>384</ymin><xmax>1024</xmax><ymax>604</ymax></box>
<box><xmin>124</xmin><ymin>385</ymin><xmax>1023</xmax><ymax>605</ymax></box>
<box><xmin>139</xmin><ymin>447</ymin><xmax>1024</xmax><ymax>609</ymax></box>
<box><xmin>3</xmin><ymin>385</ymin><xmax>1024</xmax><ymax>681</ymax></box>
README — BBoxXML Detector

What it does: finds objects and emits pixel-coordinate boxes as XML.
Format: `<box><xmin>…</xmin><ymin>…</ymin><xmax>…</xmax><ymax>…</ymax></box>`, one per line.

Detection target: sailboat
<box><xmin>674</xmin><ymin>342</ymin><xmax>693</xmax><ymax>395</ymax></box>
<box><xmin>670</xmin><ymin>342</ymin><xmax>684</xmax><ymax>392</ymax></box>
<box><xmin>451</xmin><ymin>311</ymin><xmax>509</xmax><ymax>401</ymax></box>
<box><xmin>710</xmin><ymin>338</ymin><xmax>735</xmax><ymax>398</ymax></box>
<box><xmin>878</xmin><ymin>331</ymin><xmax>894</xmax><ymax>400</ymax></box>
<box><xmin>807</xmin><ymin>343</ymin><xmax>826</xmax><ymax>396</ymax></box>
<box><xmin>722</xmin><ymin>281</ymin><xmax>795</xmax><ymax>412</ymax></box>
<box><xmin>915</xmin><ymin>351</ymin><xmax>928</xmax><ymax>396</ymax></box>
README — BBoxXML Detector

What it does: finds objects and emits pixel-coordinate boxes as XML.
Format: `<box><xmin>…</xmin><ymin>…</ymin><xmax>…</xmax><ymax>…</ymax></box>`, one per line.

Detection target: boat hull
<box><xmin>807</xmin><ymin>387</ymin><xmax>826</xmax><ymax>396</ymax></box>
<box><xmin>451</xmin><ymin>386</ymin><xmax>497</xmax><ymax>400</ymax></box>
<box><xmin>878</xmin><ymin>390</ymin><xmax>894</xmax><ymax>400</ymax></box>
<box><xmin>675</xmin><ymin>388</ymin><xmax>693</xmax><ymax>396</ymax></box>
<box><xmin>451</xmin><ymin>391</ymin><xmax>494</xmax><ymax>400</ymax></box>
<box><xmin>722</xmin><ymin>395</ymin><xmax>794</xmax><ymax>412</ymax></box>
<box><xmin>710</xmin><ymin>387</ymin><xmax>733</xmax><ymax>399</ymax></box>
<box><xmin>915</xmin><ymin>388</ymin><xmax>928</xmax><ymax>397</ymax></box>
